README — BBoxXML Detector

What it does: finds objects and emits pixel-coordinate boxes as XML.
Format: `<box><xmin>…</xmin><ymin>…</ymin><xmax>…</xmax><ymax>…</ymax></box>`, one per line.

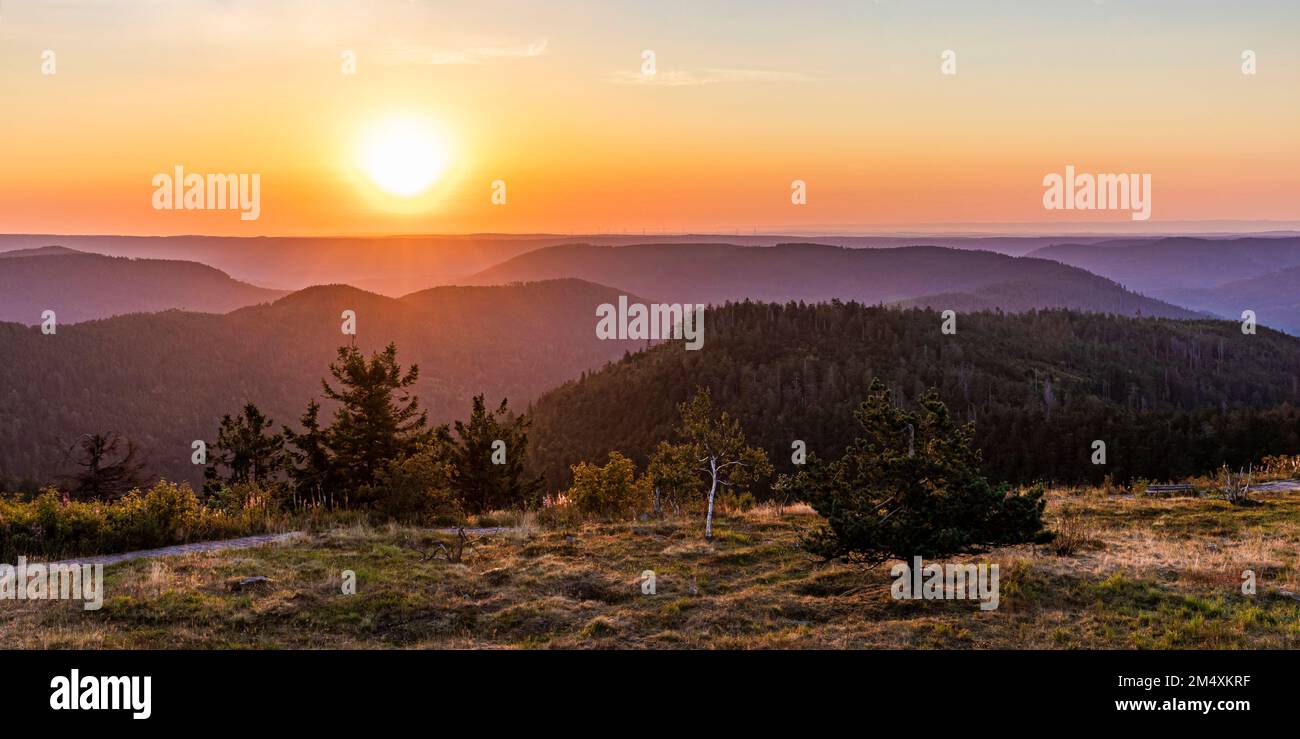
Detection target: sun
<box><xmin>358</xmin><ymin>118</ymin><xmax>452</xmax><ymax>198</ymax></box>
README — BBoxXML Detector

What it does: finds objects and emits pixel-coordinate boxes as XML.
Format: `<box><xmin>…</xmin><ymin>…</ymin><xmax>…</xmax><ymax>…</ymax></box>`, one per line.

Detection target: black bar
<box><xmin>1</xmin><ymin>649</ymin><xmax>1286</xmax><ymax>729</ymax></box>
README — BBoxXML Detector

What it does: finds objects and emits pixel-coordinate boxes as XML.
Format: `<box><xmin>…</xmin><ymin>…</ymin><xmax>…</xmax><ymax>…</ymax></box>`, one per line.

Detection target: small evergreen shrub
<box><xmin>792</xmin><ymin>379</ymin><xmax>1050</xmax><ymax>565</ymax></box>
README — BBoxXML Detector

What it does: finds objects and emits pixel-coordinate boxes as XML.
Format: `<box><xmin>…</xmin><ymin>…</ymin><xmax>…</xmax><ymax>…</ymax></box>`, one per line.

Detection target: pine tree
<box><xmin>282</xmin><ymin>400</ymin><xmax>333</xmax><ymax>505</ymax></box>
<box><xmin>794</xmin><ymin>378</ymin><xmax>1050</xmax><ymax>564</ymax></box>
<box><xmin>319</xmin><ymin>343</ymin><xmax>430</xmax><ymax>502</ymax></box>
<box><xmin>203</xmin><ymin>403</ymin><xmax>285</xmax><ymax>495</ymax></box>
<box><xmin>450</xmin><ymin>395</ymin><xmax>543</xmax><ymax>514</ymax></box>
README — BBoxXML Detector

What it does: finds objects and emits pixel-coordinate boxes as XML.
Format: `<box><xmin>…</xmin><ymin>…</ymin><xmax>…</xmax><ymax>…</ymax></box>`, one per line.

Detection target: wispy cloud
<box><xmin>386</xmin><ymin>39</ymin><xmax>549</xmax><ymax>66</ymax></box>
<box><xmin>607</xmin><ymin>67</ymin><xmax>810</xmax><ymax>87</ymax></box>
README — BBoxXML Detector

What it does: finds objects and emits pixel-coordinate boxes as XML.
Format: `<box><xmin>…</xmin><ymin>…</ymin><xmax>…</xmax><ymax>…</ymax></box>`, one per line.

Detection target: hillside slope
<box><xmin>0</xmin><ymin>249</ymin><xmax>286</xmax><ymax>323</ymax></box>
<box><xmin>526</xmin><ymin>302</ymin><xmax>1300</xmax><ymax>489</ymax></box>
<box><xmin>0</xmin><ymin>279</ymin><xmax>642</xmax><ymax>486</ymax></box>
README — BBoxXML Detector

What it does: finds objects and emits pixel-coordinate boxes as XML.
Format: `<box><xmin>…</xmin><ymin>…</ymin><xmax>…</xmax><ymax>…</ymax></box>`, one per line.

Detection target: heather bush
<box><xmin>537</xmin><ymin>501</ymin><xmax>583</xmax><ymax>530</ymax></box>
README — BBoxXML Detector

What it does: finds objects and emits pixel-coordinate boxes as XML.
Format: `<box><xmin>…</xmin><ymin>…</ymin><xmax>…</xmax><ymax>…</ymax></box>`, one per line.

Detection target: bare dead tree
<box><xmin>1221</xmin><ymin>464</ymin><xmax>1254</xmax><ymax>506</ymax></box>
<box><xmin>58</xmin><ymin>432</ymin><xmax>150</xmax><ymax>501</ymax></box>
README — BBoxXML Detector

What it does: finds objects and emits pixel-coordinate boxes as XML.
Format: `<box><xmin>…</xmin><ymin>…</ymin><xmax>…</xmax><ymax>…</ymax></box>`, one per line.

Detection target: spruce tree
<box><xmin>203</xmin><ymin>403</ymin><xmax>285</xmax><ymax>495</ymax></box>
<box><xmin>282</xmin><ymin>400</ymin><xmax>334</xmax><ymax>505</ymax></box>
<box><xmin>450</xmin><ymin>394</ymin><xmax>543</xmax><ymax>514</ymax></box>
<box><xmin>320</xmin><ymin>343</ymin><xmax>429</xmax><ymax>501</ymax></box>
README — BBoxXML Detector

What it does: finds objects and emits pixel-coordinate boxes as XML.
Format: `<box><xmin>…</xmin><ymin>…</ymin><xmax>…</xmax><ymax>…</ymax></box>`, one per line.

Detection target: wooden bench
<box><xmin>1145</xmin><ymin>483</ymin><xmax>1194</xmax><ymax>495</ymax></box>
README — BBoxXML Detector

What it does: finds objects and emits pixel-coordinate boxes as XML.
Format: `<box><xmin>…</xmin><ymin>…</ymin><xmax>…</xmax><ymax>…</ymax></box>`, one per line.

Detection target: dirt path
<box><xmin>37</xmin><ymin>532</ymin><xmax>307</xmax><ymax>567</ymax></box>
<box><xmin>33</xmin><ymin>526</ymin><xmax>515</xmax><ymax>567</ymax></box>
<box><xmin>1250</xmin><ymin>480</ymin><xmax>1300</xmax><ymax>492</ymax></box>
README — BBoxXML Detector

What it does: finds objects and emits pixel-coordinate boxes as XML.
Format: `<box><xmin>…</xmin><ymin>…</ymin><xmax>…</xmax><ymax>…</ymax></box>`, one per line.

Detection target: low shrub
<box><xmin>566</xmin><ymin>452</ymin><xmax>650</xmax><ymax>519</ymax></box>
<box><xmin>363</xmin><ymin>446</ymin><xmax>461</xmax><ymax>523</ymax></box>
<box><xmin>720</xmin><ymin>491</ymin><xmax>756</xmax><ymax>514</ymax></box>
<box><xmin>1049</xmin><ymin>505</ymin><xmax>1095</xmax><ymax>556</ymax></box>
<box><xmin>537</xmin><ymin>501</ymin><xmax>583</xmax><ymax>530</ymax></box>
<box><xmin>208</xmin><ymin>481</ymin><xmax>288</xmax><ymax>515</ymax></box>
<box><xmin>0</xmin><ymin>481</ymin><xmax>293</xmax><ymax>561</ymax></box>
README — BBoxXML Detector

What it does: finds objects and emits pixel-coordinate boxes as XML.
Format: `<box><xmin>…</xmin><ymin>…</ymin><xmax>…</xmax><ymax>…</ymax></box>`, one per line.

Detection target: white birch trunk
<box><xmin>704</xmin><ymin>457</ymin><xmax>719</xmax><ymax>540</ymax></box>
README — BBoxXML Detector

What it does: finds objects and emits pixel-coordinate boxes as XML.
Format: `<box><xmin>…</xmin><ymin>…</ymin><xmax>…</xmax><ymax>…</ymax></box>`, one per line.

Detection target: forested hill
<box><xmin>1155</xmin><ymin>266</ymin><xmax>1300</xmax><ymax>336</ymax></box>
<box><xmin>463</xmin><ymin>243</ymin><xmax>1200</xmax><ymax>319</ymax></box>
<box><xmin>1027</xmin><ymin>237</ymin><xmax>1300</xmax><ymax>293</ymax></box>
<box><xmin>527</xmin><ymin>302</ymin><xmax>1300</xmax><ymax>490</ymax></box>
<box><xmin>0</xmin><ymin>279</ymin><xmax>643</xmax><ymax>487</ymax></box>
<box><xmin>0</xmin><ymin>249</ymin><xmax>286</xmax><ymax>323</ymax></box>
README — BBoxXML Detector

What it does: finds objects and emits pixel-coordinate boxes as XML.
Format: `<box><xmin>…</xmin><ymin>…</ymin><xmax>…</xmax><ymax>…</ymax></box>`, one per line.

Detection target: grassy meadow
<box><xmin>4</xmin><ymin>486</ymin><xmax>1300</xmax><ymax>649</ymax></box>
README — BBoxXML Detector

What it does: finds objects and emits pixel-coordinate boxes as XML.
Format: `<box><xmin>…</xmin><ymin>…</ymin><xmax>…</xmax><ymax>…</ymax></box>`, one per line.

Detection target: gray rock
<box><xmin>231</xmin><ymin>575</ymin><xmax>271</xmax><ymax>592</ymax></box>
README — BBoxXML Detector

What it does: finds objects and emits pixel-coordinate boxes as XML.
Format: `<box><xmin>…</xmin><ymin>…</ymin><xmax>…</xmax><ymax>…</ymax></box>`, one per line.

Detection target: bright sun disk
<box><xmin>359</xmin><ymin>119</ymin><xmax>451</xmax><ymax>197</ymax></box>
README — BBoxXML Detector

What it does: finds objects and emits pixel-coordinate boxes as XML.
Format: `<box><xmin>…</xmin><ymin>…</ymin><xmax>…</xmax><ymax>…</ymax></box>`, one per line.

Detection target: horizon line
<box><xmin>3</xmin><ymin>220</ymin><xmax>1300</xmax><ymax>241</ymax></box>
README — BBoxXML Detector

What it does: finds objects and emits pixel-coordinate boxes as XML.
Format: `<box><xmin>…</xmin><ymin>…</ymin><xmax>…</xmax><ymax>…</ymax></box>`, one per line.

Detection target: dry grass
<box><xmin>3</xmin><ymin>488</ymin><xmax>1300</xmax><ymax>649</ymax></box>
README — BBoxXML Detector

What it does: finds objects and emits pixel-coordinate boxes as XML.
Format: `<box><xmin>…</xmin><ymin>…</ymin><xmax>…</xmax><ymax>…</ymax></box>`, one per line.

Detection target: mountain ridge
<box><xmin>0</xmin><ymin>248</ymin><xmax>287</xmax><ymax>324</ymax></box>
<box><xmin>462</xmin><ymin>242</ymin><xmax>1201</xmax><ymax>319</ymax></box>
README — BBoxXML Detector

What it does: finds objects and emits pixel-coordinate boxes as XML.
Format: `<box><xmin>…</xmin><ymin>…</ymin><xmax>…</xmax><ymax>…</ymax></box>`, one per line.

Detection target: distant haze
<box><xmin>3</xmin><ymin>231</ymin><xmax>1296</xmax><ymax>295</ymax></box>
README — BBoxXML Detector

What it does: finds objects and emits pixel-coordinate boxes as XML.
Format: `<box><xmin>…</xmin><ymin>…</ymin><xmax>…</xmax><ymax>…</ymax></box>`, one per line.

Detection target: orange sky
<box><xmin>0</xmin><ymin>0</ymin><xmax>1297</xmax><ymax>236</ymax></box>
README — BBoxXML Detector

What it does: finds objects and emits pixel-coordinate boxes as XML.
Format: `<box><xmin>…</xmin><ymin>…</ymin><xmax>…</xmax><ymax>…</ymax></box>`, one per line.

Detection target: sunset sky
<box><xmin>0</xmin><ymin>0</ymin><xmax>1297</xmax><ymax>236</ymax></box>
